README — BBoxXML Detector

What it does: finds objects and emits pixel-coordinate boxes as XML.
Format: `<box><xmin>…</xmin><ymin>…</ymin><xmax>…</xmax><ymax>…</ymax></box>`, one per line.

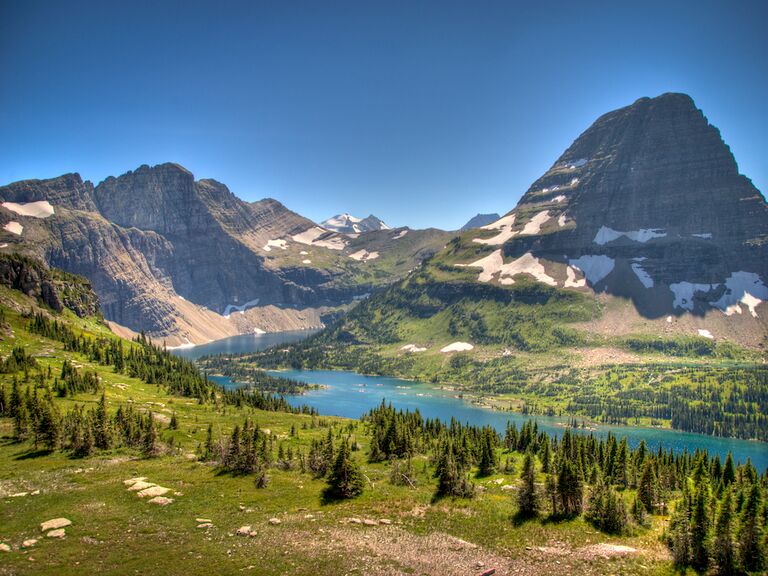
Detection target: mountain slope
<box><xmin>267</xmin><ymin>93</ymin><xmax>767</xmax><ymax>368</ymax></box>
<box><xmin>0</xmin><ymin>164</ymin><xmax>452</xmax><ymax>345</ymax></box>
<box><xmin>321</xmin><ymin>213</ymin><xmax>390</xmax><ymax>234</ymax></box>
<box><xmin>461</xmin><ymin>213</ymin><xmax>501</xmax><ymax>231</ymax></box>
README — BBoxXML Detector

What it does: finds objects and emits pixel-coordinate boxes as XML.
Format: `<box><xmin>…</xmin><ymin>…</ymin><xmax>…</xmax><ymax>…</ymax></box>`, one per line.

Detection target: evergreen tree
<box><xmin>586</xmin><ymin>480</ymin><xmax>629</xmax><ymax>534</ymax></box>
<box><xmin>556</xmin><ymin>459</ymin><xmax>583</xmax><ymax>516</ymax></box>
<box><xmin>516</xmin><ymin>451</ymin><xmax>538</xmax><ymax>517</ymax></box>
<box><xmin>142</xmin><ymin>413</ymin><xmax>159</xmax><ymax>457</ymax></box>
<box><xmin>722</xmin><ymin>452</ymin><xmax>736</xmax><ymax>486</ymax></box>
<box><xmin>545</xmin><ymin>472</ymin><xmax>558</xmax><ymax>516</ymax></box>
<box><xmin>94</xmin><ymin>392</ymin><xmax>111</xmax><ymax>450</ymax></box>
<box><xmin>690</xmin><ymin>485</ymin><xmax>711</xmax><ymax>572</ymax></box>
<box><xmin>168</xmin><ymin>412</ymin><xmax>178</xmax><ymax>430</ymax></box>
<box><xmin>478</xmin><ymin>428</ymin><xmax>497</xmax><ymax>476</ymax></box>
<box><xmin>738</xmin><ymin>482</ymin><xmax>765</xmax><ymax>573</ymax></box>
<box><xmin>712</xmin><ymin>488</ymin><xmax>736</xmax><ymax>575</ymax></box>
<box><xmin>325</xmin><ymin>438</ymin><xmax>364</xmax><ymax>499</ymax></box>
<box><xmin>668</xmin><ymin>486</ymin><xmax>692</xmax><ymax>567</ymax></box>
<box><xmin>637</xmin><ymin>459</ymin><xmax>657</xmax><ymax>514</ymax></box>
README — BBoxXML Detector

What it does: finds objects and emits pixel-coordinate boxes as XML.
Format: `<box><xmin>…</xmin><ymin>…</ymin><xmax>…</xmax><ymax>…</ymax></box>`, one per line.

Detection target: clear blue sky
<box><xmin>1</xmin><ymin>0</ymin><xmax>765</xmax><ymax>229</ymax></box>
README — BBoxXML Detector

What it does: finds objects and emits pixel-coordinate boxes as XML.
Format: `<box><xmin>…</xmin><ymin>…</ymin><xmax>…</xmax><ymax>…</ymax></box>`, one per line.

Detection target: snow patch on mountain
<box><xmin>594</xmin><ymin>226</ymin><xmax>667</xmax><ymax>245</ymax></box>
<box><xmin>473</xmin><ymin>214</ymin><xmax>517</xmax><ymax>245</ymax></box>
<box><xmin>568</xmin><ymin>255</ymin><xmax>615</xmax><ymax>285</ymax></box>
<box><xmin>669</xmin><ymin>282</ymin><xmax>717</xmax><ymax>311</ymax></box>
<box><xmin>400</xmin><ymin>344</ymin><xmax>427</xmax><ymax>353</ymax></box>
<box><xmin>631</xmin><ymin>261</ymin><xmax>654</xmax><ymax>288</ymax></box>
<box><xmin>552</xmin><ymin>195</ymin><xmax>567</xmax><ymax>203</ymax></box>
<box><xmin>564</xmin><ymin>266</ymin><xmax>586</xmax><ymax>288</ymax></box>
<box><xmin>392</xmin><ymin>229</ymin><xmax>409</xmax><ymax>240</ymax></box>
<box><xmin>698</xmin><ymin>329</ymin><xmax>714</xmax><ymax>339</ymax></box>
<box><xmin>712</xmin><ymin>271</ymin><xmax>767</xmax><ymax>318</ymax></box>
<box><xmin>557</xmin><ymin>213</ymin><xmax>567</xmax><ymax>227</ymax></box>
<box><xmin>263</xmin><ymin>239</ymin><xmax>288</xmax><ymax>252</ymax></box>
<box><xmin>292</xmin><ymin>227</ymin><xmax>347</xmax><ymax>250</ymax></box>
<box><xmin>2</xmin><ymin>200</ymin><xmax>55</xmax><ymax>218</ymax></box>
<box><xmin>3</xmin><ymin>222</ymin><xmax>23</xmax><ymax>235</ymax></box>
<box><xmin>440</xmin><ymin>342</ymin><xmax>474</xmax><ymax>353</ymax></box>
<box><xmin>322</xmin><ymin>213</ymin><xmax>390</xmax><ymax>234</ymax></box>
<box><xmin>520</xmin><ymin>211</ymin><xmax>551</xmax><ymax>235</ymax></box>
<box><xmin>464</xmin><ymin>250</ymin><xmax>557</xmax><ymax>286</ymax></box>
<box><xmin>223</xmin><ymin>298</ymin><xmax>260</xmax><ymax>318</ymax></box>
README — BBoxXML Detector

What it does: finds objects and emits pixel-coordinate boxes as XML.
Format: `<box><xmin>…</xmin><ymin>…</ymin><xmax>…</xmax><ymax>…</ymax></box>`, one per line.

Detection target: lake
<box><xmin>174</xmin><ymin>332</ymin><xmax>768</xmax><ymax>471</ymax></box>
<box><xmin>170</xmin><ymin>329</ymin><xmax>321</xmax><ymax>360</ymax></box>
<box><xmin>208</xmin><ymin>368</ymin><xmax>768</xmax><ymax>471</ymax></box>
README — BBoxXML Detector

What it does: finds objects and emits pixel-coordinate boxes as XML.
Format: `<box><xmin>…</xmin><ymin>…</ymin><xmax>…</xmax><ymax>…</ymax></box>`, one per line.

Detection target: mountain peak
<box><xmin>322</xmin><ymin>213</ymin><xmax>390</xmax><ymax>234</ymax></box>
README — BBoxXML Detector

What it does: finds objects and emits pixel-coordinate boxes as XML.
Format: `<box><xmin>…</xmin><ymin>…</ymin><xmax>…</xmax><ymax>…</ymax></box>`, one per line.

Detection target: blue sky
<box><xmin>1</xmin><ymin>0</ymin><xmax>765</xmax><ymax>229</ymax></box>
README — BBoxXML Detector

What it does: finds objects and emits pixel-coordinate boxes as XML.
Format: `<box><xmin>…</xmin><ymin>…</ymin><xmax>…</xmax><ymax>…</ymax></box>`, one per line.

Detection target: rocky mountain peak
<box><xmin>322</xmin><ymin>213</ymin><xmax>390</xmax><ymax>234</ymax></box>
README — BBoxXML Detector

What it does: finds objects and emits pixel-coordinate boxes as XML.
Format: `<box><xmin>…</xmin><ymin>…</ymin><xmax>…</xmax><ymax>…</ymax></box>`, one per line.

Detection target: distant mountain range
<box><xmin>321</xmin><ymin>213</ymin><xmax>390</xmax><ymax>234</ymax></box>
<box><xmin>0</xmin><ymin>165</ymin><xmax>450</xmax><ymax>345</ymax></box>
<box><xmin>461</xmin><ymin>213</ymin><xmax>501</xmax><ymax>231</ymax></box>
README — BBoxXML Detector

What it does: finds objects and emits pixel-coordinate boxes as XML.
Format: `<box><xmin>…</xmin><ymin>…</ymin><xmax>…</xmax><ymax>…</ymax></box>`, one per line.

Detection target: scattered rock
<box><xmin>347</xmin><ymin>518</ymin><xmax>362</xmax><ymax>524</ymax></box>
<box><xmin>123</xmin><ymin>477</ymin><xmax>148</xmax><ymax>486</ymax></box>
<box><xmin>197</xmin><ymin>523</ymin><xmax>213</xmax><ymax>529</ymax></box>
<box><xmin>196</xmin><ymin>518</ymin><xmax>212</xmax><ymax>523</ymax></box>
<box><xmin>127</xmin><ymin>481</ymin><xmax>155</xmax><ymax>492</ymax></box>
<box><xmin>137</xmin><ymin>486</ymin><xmax>170</xmax><ymax>498</ymax></box>
<box><xmin>31</xmin><ymin>490</ymin><xmax>40</xmax><ymax>495</ymax></box>
<box><xmin>47</xmin><ymin>529</ymin><xmax>66</xmax><ymax>538</ymax></box>
<box><xmin>40</xmin><ymin>518</ymin><xmax>72</xmax><ymax>531</ymax></box>
<box><xmin>236</xmin><ymin>526</ymin><xmax>252</xmax><ymax>536</ymax></box>
<box><xmin>268</xmin><ymin>518</ymin><xmax>281</xmax><ymax>525</ymax></box>
<box><xmin>379</xmin><ymin>519</ymin><xmax>392</xmax><ymax>525</ymax></box>
<box><xmin>0</xmin><ymin>543</ymin><xmax>10</xmax><ymax>552</ymax></box>
<box><xmin>148</xmin><ymin>496</ymin><xmax>174</xmax><ymax>506</ymax></box>
<box><xmin>22</xmin><ymin>539</ymin><xmax>37</xmax><ymax>548</ymax></box>
<box><xmin>500</xmin><ymin>485</ymin><xmax>515</xmax><ymax>491</ymax></box>
<box><xmin>363</xmin><ymin>519</ymin><xmax>378</xmax><ymax>526</ymax></box>
<box><xmin>10</xmin><ymin>492</ymin><xmax>29</xmax><ymax>497</ymax></box>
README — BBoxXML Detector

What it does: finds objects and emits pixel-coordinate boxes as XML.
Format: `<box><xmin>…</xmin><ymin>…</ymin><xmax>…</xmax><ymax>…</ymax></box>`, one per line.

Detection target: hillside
<box><xmin>1</xmin><ymin>260</ymin><xmax>763</xmax><ymax>575</ymax></box>
<box><xmin>0</xmin><ymin>164</ymin><xmax>453</xmax><ymax>345</ymax></box>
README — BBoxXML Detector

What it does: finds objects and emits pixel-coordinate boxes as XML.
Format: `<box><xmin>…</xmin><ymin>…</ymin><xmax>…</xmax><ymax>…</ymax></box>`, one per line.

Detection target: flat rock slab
<box><xmin>268</xmin><ymin>518</ymin><xmax>281</xmax><ymax>525</ymax></box>
<box><xmin>127</xmin><ymin>481</ymin><xmax>155</xmax><ymax>492</ymax></box>
<box><xmin>123</xmin><ymin>477</ymin><xmax>148</xmax><ymax>486</ymax></box>
<box><xmin>0</xmin><ymin>543</ymin><xmax>11</xmax><ymax>552</ymax></box>
<box><xmin>197</xmin><ymin>523</ymin><xmax>213</xmax><ymax>529</ymax></box>
<box><xmin>148</xmin><ymin>496</ymin><xmax>174</xmax><ymax>506</ymax></box>
<box><xmin>137</xmin><ymin>486</ymin><xmax>170</xmax><ymax>498</ymax></box>
<box><xmin>236</xmin><ymin>525</ymin><xmax>252</xmax><ymax>536</ymax></box>
<box><xmin>195</xmin><ymin>518</ymin><xmax>212</xmax><ymax>523</ymax></box>
<box><xmin>47</xmin><ymin>529</ymin><xmax>66</xmax><ymax>538</ymax></box>
<box><xmin>22</xmin><ymin>539</ymin><xmax>37</xmax><ymax>548</ymax></box>
<box><xmin>40</xmin><ymin>518</ymin><xmax>72</xmax><ymax>531</ymax></box>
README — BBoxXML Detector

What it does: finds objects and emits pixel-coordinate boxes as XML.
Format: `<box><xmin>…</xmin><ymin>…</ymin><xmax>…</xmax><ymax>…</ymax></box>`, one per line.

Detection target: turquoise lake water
<box><xmin>173</xmin><ymin>332</ymin><xmax>768</xmax><ymax>471</ymax></box>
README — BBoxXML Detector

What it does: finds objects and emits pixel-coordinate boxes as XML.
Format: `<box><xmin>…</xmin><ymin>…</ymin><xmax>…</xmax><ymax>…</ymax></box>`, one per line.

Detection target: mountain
<box><xmin>303</xmin><ymin>93</ymin><xmax>768</xmax><ymax>355</ymax></box>
<box><xmin>461</xmin><ymin>213</ymin><xmax>501</xmax><ymax>231</ymax></box>
<box><xmin>0</xmin><ymin>163</ymin><xmax>451</xmax><ymax>345</ymax></box>
<box><xmin>321</xmin><ymin>213</ymin><xmax>391</xmax><ymax>234</ymax></box>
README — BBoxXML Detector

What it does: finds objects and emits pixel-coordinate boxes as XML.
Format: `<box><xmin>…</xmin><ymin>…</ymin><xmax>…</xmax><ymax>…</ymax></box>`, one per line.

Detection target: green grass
<box><xmin>0</xmin><ymin>288</ymin><xmax>677</xmax><ymax>575</ymax></box>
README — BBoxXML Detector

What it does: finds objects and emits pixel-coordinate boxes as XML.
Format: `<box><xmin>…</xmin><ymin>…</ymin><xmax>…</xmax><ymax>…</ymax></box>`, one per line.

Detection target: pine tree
<box><xmin>556</xmin><ymin>459</ymin><xmax>583</xmax><ymax>516</ymax></box>
<box><xmin>204</xmin><ymin>423</ymin><xmax>215</xmax><ymax>460</ymax></box>
<box><xmin>722</xmin><ymin>452</ymin><xmax>735</xmax><ymax>486</ymax></box>
<box><xmin>478</xmin><ymin>428</ymin><xmax>497</xmax><ymax>476</ymax></box>
<box><xmin>37</xmin><ymin>395</ymin><xmax>61</xmax><ymax>451</ymax></box>
<box><xmin>326</xmin><ymin>438</ymin><xmax>364</xmax><ymax>499</ymax></box>
<box><xmin>13</xmin><ymin>390</ymin><xmax>30</xmax><ymax>441</ymax></box>
<box><xmin>168</xmin><ymin>412</ymin><xmax>178</xmax><ymax>430</ymax></box>
<box><xmin>517</xmin><ymin>451</ymin><xmax>538</xmax><ymax>517</ymax></box>
<box><xmin>690</xmin><ymin>485</ymin><xmax>711</xmax><ymax>572</ymax></box>
<box><xmin>738</xmin><ymin>482</ymin><xmax>765</xmax><ymax>572</ymax></box>
<box><xmin>545</xmin><ymin>472</ymin><xmax>558</xmax><ymax>516</ymax></box>
<box><xmin>94</xmin><ymin>392</ymin><xmax>111</xmax><ymax>450</ymax></box>
<box><xmin>637</xmin><ymin>459</ymin><xmax>657</xmax><ymax>514</ymax></box>
<box><xmin>586</xmin><ymin>480</ymin><xmax>629</xmax><ymax>534</ymax></box>
<box><xmin>142</xmin><ymin>413</ymin><xmax>159</xmax><ymax>457</ymax></box>
<box><xmin>712</xmin><ymin>488</ymin><xmax>736</xmax><ymax>575</ymax></box>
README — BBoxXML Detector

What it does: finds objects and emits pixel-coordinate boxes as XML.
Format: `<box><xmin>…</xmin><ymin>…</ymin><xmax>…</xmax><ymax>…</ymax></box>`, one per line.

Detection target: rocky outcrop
<box><xmin>0</xmin><ymin>253</ymin><xmax>100</xmax><ymax>317</ymax></box>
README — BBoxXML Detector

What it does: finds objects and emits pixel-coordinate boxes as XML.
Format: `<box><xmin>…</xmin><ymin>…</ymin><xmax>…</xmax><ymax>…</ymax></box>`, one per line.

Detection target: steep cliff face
<box><xmin>0</xmin><ymin>163</ymin><xmax>450</xmax><ymax>344</ymax></box>
<box><xmin>462</xmin><ymin>93</ymin><xmax>768</xmax><ymax>320</ymax></box>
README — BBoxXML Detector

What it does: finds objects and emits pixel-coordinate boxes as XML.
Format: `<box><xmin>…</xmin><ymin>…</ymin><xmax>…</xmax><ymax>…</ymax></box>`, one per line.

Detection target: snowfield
<box><xmin>564</xmin><ymin>266</ymin><xmax>587</xmax><ymax>288</ymax></box>
<box><xmin>473</xmin><ymin>214</ymin><xmax>517</xmax><ymax>246</ymax></box>
<box><xmin>465</xmin><ymin>250</ymin><xmax>557</xmax><ymax>286</ymax></box>
<box><xmin>520</xmin><ymin>210</ymin><xmax>550</xmax><ymax>235</ymax></box>
<box><xmin>392</xmin><ymin>229</ymin><xmax>409</xmax><ymax>240</ymax></box>
<box><xmin>440</xmin><ymin>342</ymin><xmax>474</xmax><ymax>353</ymax></box>
<box><xmin>2</xmin><ymin>200</ymin><xmax>55</xmax><ymax>218</ymax></box>
<box><xmin>223</xmin><ymin>298</ymin><xmax>260</xmax><ymax>318</ymax></box>
<box><xmin>568</xmin><ymin>255</ymin><xmax>615</xmax><ymax>285</ymax></box>
<box><xmin>593</xmin><ymin>226</ymin><xmax>667</xmax><ymax>245</ymax></box>
<box><xmin>557</xmin><ymin>213</ymin><xmax>567</xmax><ymax>227</ymax></box>
<box><xmin>669</xmin><ymin>282</ymin><xmax>716</xmax><ymax>311</ymax></box>
<box><xmin>292</xmin><ymin>227</ymin><xmax>347</xmax><ymax>250</ymax></box>
<box><xmin>400</xmin><ymin>344</ymin><xmax>427</xmax><ymax>353</ymax></box>
<box><xmin>712</xmin><ymin>271</ymin><xmax>767</xmax><ymax>318</ymax></box>
<box><xmin>263</xmin><ymin>239</ymin><xmax>288</xmax><ymax>252</ymax></box>
<box><xmin>631</xmin><ymin>261</ymin><xmax>654</xmax><ymax>288</ymax></box>
<box><xmin>3</xmin><ymin>221</ymin><xmax>23</xmax><ymax>235</ymax></box>
<box><xmin>697</xmin><ymin>329</ymin><xmax>714</xmax><ymax>339</ymax></box>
